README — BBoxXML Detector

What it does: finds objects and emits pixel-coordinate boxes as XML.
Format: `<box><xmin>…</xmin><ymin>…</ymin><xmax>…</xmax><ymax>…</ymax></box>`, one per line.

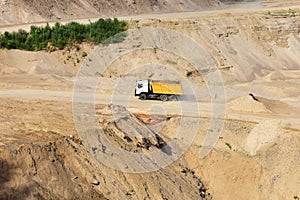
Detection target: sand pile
<box><xmin>244</xmin><ymin>119</ymin><xmax>283</xmax><ymax>155</ymax></box>
<box><xmin>228</xmin><ymin>93</ymin><xmax>300</xmax><ymax>116</ymax></box>
<box><xmin>0</xmin><ymin>50</ymin><xmax>75</xmax><ymax>77</ymax></box>
<box><xmin>256</xmin><ymin>96</ymin><xmax>300</xmax><ymax>116</ymax></box>
<box><xmin>228</xmin><ymin>94</ymin><xmax>268</xmax><ymax>113</ymax></box>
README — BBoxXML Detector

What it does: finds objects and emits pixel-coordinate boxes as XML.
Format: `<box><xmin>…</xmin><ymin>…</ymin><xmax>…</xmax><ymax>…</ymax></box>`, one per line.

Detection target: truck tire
<box><xmin>139</xmin><ymin>93</ymin><xmax>147</xmax><ymax>100</ymax></box>
<box><xmin>169</xmin><ymin>95</ymin><xmax>177</xmax><ymax>101</ymax></box>
<box><xmin>160</xmin><ymin>95</ymin><xmax>168</xmax><ymax>101</ymax></box>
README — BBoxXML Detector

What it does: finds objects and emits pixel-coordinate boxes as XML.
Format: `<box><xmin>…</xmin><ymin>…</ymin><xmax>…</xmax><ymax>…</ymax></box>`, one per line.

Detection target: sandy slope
<box><xmin>0</xmin><ymin>0</ymin><xmax>221</xmax><ymax>25</ymax></box>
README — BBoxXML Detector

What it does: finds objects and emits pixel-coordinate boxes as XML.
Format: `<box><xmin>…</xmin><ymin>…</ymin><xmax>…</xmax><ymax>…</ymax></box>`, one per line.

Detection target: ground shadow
<box><xmin>138</xmin><ymin>94</ymin><xmax>197</xmax><ymax>102</ymax></box>
<box><xmin>0</xmin><ymin>158</ymin><xmax>33</xmax><ymax>200</ymax></box>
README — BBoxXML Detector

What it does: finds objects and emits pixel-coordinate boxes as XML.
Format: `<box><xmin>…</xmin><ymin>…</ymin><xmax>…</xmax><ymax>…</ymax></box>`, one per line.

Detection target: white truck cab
<box><xmin>135</xmin><ymin>80</ymin><xmax>149</xmax><ymax>96</ymax></box>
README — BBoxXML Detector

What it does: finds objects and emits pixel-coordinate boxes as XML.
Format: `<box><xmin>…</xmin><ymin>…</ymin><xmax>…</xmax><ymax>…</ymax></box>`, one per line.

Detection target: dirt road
<box><xmin>1</xmin><ymin>88</ymin><xmax>299</xmax><ymax>128</ymax></box>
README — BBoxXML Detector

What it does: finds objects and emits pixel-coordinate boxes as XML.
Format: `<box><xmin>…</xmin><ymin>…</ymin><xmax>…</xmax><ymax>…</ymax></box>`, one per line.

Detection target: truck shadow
<box><xmin>139</xmin><ymin>95</ymin><xmax>197</xmax><ymax>102</ymax></box>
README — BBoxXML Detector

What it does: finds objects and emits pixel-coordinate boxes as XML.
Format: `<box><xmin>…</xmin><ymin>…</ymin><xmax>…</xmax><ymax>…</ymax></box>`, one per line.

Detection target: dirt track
<box><xmin>0</xmin><ymin>88</ymin><xmax>299</xmax><ymax>126</ymax></box>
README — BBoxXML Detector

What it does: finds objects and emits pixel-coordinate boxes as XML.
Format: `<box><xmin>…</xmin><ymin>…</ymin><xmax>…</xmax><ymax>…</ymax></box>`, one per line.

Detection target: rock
<box><xmin>91</xmin><ymin>179</ymin><xmax>100</xmax><ymax>186</ymax></box>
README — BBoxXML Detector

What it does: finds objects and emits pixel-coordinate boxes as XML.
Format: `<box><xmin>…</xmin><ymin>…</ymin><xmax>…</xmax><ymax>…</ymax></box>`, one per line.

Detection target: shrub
<box><xmin>0</xmin><ymin>18</ymin><xmax>127</xmax><ymax>51</ymax></box>
<box><xmin>225</xmin><ymin>142</ymin><xmax>232</xmax><ymax>150</ymax></box>
<box><xmin>82</xmin><ymin>51</ymin><xmax>87</xmax><ymax>57</ymax></box>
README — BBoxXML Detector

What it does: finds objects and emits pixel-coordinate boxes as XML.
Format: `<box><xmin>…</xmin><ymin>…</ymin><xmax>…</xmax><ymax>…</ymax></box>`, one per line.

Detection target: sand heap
<box><xmin>228</xmin><ymin>93</ymin><xmax>300</xmax><ymax>116</ymax></box>
<box><xmin>244</xmin><ymin>119</ymin><xmax>283</xmax><ymax>155</ymax></box>
<box><xmin>228</xmin><ymin>94</ymin><xmax>268</xmax><ymax>113</ymax></box>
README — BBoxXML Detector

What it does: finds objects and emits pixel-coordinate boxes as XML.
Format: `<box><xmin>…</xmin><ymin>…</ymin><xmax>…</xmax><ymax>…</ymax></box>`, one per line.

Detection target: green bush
<box><xmin>82</xmin><ymin>51</ymin><xmax>87</xmax><ymax>57</ymax></box>
<box><xmin>0</xmin><ymin>18</ymin><xmax>127</xmax><ymax>51</ymax></box>
<box><xmin>225</xmin><ymin>142</ymin><xmax>232</xmax><ymax>150</ymax></box>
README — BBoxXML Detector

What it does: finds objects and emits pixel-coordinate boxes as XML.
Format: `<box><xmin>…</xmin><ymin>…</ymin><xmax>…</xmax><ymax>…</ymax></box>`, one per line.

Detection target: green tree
<box><xmin>0</xmin><ymin>18</ymin><xmax>127</xmax><ymax>51</ymax></box>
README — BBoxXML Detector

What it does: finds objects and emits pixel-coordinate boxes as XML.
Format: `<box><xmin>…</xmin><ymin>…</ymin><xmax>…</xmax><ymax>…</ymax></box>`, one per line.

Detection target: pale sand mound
<box><xmin>256</xmin><ymin>96</ymin><xmax>300</xmax><ymax>116</ymax></box>
<box><xmin>229</xmin><ymin>94</ymin><xmax>300</xmax><ymax>116</ymax></box>
<box><xmin>0</xmin><ymin>49</ymin><xmax>75</xmax><ymax>77</ymax></box>
<box><xmin>244</xmin><ymin>119</ymin><xmax>283</xmax><ymax>155</ymax></box>
<box><xmin>228</xmin><ymin>94</ymin><xmax>268</xmax><ymax>113</ymax></box>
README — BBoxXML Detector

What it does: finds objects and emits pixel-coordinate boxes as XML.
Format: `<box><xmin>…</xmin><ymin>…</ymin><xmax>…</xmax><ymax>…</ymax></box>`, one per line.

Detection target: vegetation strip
<box><xmin>0</xmin><ymin>18</ymin><xmax>127</xmax><ymax>51</ymax></box>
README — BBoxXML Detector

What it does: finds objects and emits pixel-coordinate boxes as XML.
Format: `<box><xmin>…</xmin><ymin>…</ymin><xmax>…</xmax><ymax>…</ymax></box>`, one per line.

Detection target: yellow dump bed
<box><xmin>150</xmin><ymin>81</ymin><xmax>183</xmax><ymax>95</ymax></box>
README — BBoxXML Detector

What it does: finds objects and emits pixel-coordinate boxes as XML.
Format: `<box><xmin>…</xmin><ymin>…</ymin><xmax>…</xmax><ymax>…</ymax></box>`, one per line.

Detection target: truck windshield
<box><xmin>137</xmin><ymin>83</ymin><xmax>143</xmax><ymax>88</ymax></box>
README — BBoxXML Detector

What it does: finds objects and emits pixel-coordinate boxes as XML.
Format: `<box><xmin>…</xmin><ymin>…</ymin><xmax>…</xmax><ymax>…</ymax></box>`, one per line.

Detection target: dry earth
<box><xmin>0</xmin><ymin>0</ymin><xmax>221</xmax><ymax>25</ymax></box>
<box><xmin>1</xmin><ymin>0</ymin><xmax>300</xmax><ymax>200</ymax></box>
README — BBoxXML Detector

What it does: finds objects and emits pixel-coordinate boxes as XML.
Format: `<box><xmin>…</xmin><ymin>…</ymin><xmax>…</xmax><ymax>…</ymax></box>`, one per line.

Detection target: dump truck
<box><xmin>135</xmin><ymin>79</ymin><xmax>183</xmax><ymax>101</ymax></box>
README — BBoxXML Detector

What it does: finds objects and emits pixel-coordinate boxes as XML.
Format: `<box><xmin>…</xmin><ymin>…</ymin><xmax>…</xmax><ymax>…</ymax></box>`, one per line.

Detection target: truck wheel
<box><xmin>139</xmin><ymin>93</ymin><xmax>147</xmax><ymax>100</ymax></box>
<box><xmin>160</xmin><ymin>95</ymin><xmax>168</xmax><ymax>101</ymax></box>
<box><xmin>169</xmin><ymin>95</ymin><xmax>177</xmax><ymax>101</ymax></box>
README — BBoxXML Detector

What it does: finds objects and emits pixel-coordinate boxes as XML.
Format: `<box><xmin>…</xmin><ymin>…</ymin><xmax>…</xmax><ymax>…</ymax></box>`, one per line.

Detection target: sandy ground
<box><xmin>1</xmin><ymin>1</ymin><xmax>300</xmax><ymax>199</ymax></box>
<box><xmin>1</xmin><ymin>0</ymin><xmax>300</xmax><ymax>32</ymax></box>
